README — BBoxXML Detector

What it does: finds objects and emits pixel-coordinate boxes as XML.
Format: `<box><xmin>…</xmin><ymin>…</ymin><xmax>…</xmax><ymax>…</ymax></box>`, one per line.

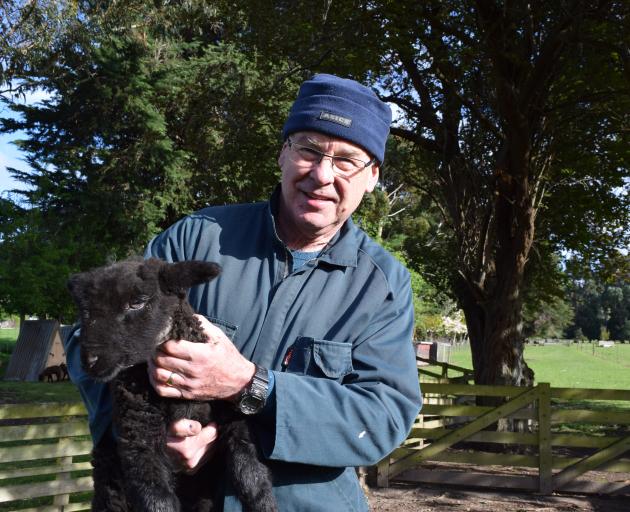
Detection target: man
<box><xmin>66</xmin><ymin>73</ymin><xmax>422</xmax><ymax>511</ymax></box>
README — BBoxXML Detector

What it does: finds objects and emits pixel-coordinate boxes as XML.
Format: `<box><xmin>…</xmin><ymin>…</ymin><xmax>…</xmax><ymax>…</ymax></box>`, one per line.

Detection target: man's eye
<box><xmin>298</xmin><ymin>147</ymin><xmax>321</xmax><ymax>160</ymax></box>
<box><xmin>335</xmin><ymin>157</ymin><xmax>357</xmax><ymax>166</ymax></box>
<box><xmin>333</xmin><ymin>157</ymin><xmax>360</xmax><ymax>171</ymax></box>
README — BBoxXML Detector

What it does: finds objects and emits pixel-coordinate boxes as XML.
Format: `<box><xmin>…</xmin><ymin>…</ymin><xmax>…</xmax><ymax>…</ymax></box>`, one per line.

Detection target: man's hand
<box><xmin>149</xmin><ymin>315</ymin><xmax>255</xmax><ymax>401</ymax></box>
<box><xmin>167</xmin><ymin>419</ymin><xmax>219</xmax><ymax>474</ymax></box>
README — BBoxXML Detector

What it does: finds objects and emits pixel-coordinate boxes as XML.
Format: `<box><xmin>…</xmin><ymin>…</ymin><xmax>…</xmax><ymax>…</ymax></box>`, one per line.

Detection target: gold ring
<box><xmin>166</xmin><ymin>371</ymin><xmax>176</xmax><ymax>387</ymax></box>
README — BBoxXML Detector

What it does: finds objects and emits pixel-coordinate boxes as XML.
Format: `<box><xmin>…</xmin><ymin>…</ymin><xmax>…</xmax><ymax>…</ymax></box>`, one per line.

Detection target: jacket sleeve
<box><xmin>259</xmin><ymin>276</ymin><xmax>422</xmax><ymax>467</ymax></box>
<box><xmin>63</xmin><ymin>326</ymin><xmax>113</xmax><ymax>445</ymax></box>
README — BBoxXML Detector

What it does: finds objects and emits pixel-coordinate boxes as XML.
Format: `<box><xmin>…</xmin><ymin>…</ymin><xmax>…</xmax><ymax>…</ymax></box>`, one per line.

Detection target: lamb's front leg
<box><xmin>224</xmin><ymin>419</ymin><xmax>277</xmax><ymax>512</ymax></box>
<box><xmin>114</xmin><ymin>371</ymin><xmax>181</xmax><ymax>512</ymax></box>
<box><xmin>90</xmin><ymin>427</ymin><xmax>128</xmax><ymax>512</ymax></box>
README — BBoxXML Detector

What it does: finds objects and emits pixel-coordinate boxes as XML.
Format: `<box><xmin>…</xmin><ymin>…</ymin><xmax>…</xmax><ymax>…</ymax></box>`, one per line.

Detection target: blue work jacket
<box><xmin>66</xmin><ymin>190</ymin><xmax>422</xmax><ymax>511</ymax></box>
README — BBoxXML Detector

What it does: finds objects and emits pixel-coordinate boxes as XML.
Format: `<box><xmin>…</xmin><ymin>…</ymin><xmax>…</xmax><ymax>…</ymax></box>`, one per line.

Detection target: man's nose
<box><xmin>310</xmin><ymin>155</ymin><xmax>336</xmax><ymax>184</ymax></box>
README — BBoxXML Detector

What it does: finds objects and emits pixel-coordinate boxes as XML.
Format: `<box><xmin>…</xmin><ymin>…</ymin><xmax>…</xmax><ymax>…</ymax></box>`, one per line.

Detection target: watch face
<box><xmin>239</xmin><ymin>394</ymin><xmax>264</xmax><ymax>415</ymax></box>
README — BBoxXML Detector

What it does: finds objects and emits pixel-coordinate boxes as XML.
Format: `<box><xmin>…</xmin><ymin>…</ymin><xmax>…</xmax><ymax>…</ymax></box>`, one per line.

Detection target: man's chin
<box><xmin>296</xmin><ymin>211</ymin><xmax>337</xmax><ymax>232</ymax></box>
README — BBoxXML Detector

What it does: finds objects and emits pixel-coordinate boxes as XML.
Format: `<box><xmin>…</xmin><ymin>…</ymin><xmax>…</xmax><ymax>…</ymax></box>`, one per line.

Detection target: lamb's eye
<box><xmin>126</xmin><ymin>295</ymin><xmax>150</xmax><ymax>311</ymax></box>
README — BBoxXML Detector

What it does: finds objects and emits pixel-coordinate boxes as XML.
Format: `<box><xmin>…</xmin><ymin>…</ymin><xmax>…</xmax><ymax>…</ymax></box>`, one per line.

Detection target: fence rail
<box><xmin>0</xmin><ymin>403</ymin><xmax>92</xmax><ymax>511</ymax></box>
<box><xmin>376</xmin><ymin>366</ymin><xmax>630</xmax><ymax>496</ymax></box>
<box><xmin>2</xmin><ymin>375</ymin><xmax>630</xmax><ymax>506</ymax></box>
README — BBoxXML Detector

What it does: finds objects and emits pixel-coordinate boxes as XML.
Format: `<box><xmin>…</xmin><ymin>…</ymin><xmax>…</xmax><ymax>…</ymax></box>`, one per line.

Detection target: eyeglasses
<box><xmin>287</xmin><ymin>138</ymin><xmax>376</xmax><ymax>176</ymax></box>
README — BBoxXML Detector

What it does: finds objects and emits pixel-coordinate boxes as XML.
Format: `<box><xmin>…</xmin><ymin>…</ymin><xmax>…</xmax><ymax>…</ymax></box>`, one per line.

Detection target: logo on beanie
<box><xmin>319</xmin><ymin>111</ymin><xmax>352</xmax><ymax>128</ymax></box>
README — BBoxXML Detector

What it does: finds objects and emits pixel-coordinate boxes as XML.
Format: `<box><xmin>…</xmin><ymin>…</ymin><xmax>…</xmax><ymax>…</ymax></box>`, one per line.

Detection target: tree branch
<box><xmin>431</xmin><ymin>62</ymin><xmax>503</xmax><ymax>139</ymax></box>
<box><xmin>390</xmin><ymin>126</ymin><xmax>440</xmax><ymax>153</ymax></box>
<box><xmin>397</xmin><ymin>51</ymin><xmax>442</xmax><ymax>132</ymax></box>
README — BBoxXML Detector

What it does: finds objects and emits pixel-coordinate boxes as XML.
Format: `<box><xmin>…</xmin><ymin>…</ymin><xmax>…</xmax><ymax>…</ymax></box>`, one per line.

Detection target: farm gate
<box><xmin>375</xmin><ymin>358</ymin><xmax>630</xmax><ymax>496</ymax></box>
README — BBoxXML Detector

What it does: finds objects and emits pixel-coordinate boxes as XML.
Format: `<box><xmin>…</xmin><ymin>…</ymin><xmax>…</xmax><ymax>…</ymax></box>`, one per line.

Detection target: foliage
<box><xmin>0</xmin><ymin>0</ymin><xmax>627</xmax><ymax>367</ymax></box>
<box><xmin>0</xmin><ymin>0</ymin><xmax>299</xmax><ymax>318</ymax></box>
<box><xmin>523</xmin><ymin>294</ymin><xmax>574</xmax><ymax>339</ymax></box>
<box><xmin>0</xmin><ymin>0</ymin><xmax>77</xmax><ymax>89</ymax></box>
<box><xmin>263</xmin><ymin>0</ymin><xmax>630</xmax><ymax>385</ymax></box>
<box><xmin>0</xmin><ymin>209</ymin><xmax>82</xmax><ymax>320</ymax></box>
<box><xmin>567</xmin><ymin>276</ymin><xmax>630</xmax><ymax>341</ymax></box>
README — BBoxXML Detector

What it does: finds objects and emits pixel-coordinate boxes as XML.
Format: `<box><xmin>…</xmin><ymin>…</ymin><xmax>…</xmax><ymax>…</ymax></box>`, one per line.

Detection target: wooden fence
<box><xmin>0</xmin><ymin>403</ymin><xmax>92</xmax><ymax>511</ymax></box>
<box><xmin>375</xmin><ymin>360</ymin><xmax>630</xmax><ymax>496</ymax></box>
<box><xmin>2</xmin><ymin>372</ymin><xmax>629</xmax><ymax>509</ymax></box>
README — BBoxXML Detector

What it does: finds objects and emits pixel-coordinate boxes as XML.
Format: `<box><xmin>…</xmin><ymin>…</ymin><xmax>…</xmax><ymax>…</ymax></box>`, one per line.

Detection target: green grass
<box><xmin>0</xmin><ymin>380</ymin><xmax>81</xmax><ymax>403</ymax></box>
<box><xmin>449</xmin><ymin>342</ymin><xmax>630</xmax><ymax>389</ymax></box>
<box><xmin>0</xmin><ymin>327</ymin><xmax>20</xmax><ymax>378</ymax></box>
<box><xmin>0</xmin><ymin>327</ymin><xmax>19</xmax><ymax>343</ymax></box>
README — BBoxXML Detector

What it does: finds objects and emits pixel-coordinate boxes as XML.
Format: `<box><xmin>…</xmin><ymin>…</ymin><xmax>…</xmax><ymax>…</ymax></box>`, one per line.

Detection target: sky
<box><xmin>0</xmin><ymin>88</ymin><xmax>51</xmax><ymax>195</ymax></box>
<box><xmin>0</xmin><ymin>129</ymin><xmax>25</xmax><ymax>194</ymax></box>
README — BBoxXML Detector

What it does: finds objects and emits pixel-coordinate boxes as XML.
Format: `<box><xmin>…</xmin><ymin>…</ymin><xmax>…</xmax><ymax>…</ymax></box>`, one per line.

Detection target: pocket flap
<box><xmin>312</xmin><ymin>340</ymin><xmax>353</xmax><ymax>379</ymax></box>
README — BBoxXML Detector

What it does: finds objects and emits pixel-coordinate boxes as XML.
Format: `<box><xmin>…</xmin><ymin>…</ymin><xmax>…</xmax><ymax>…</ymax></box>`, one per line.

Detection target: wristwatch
<box><xmin>237</xmin><ymin>364</ymin><xmax>269</xmax><ymax>415</ymax></box>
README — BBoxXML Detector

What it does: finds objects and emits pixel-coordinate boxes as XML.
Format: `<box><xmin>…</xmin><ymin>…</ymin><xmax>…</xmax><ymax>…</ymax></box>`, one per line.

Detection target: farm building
<box><xmin>3</xmin><ymin>320</ymin><xmax>69</xmax><ymax>381</ymax></box>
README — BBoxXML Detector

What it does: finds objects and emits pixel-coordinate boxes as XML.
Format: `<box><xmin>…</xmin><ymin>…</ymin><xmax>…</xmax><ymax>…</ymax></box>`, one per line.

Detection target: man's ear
<box><xmin>277</xmin><ymin>141</ymin><xmax>289</xmax><ymax>168</ymax></box>
<box><xmin>365</xmin><ymin>163</ymin><xmax>380</xmax><ymax>193</ymax></box>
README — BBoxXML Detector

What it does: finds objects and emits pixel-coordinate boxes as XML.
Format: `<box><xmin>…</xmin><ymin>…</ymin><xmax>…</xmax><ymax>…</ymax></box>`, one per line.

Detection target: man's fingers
<box><xmin>158</xmin><ymin>339</ymin><xmax>194</xmax><ymax>359</ymax></box>
<box><xmin>194</xmin><ymin>315</ymin><xmax>228</xmax><ymax>342</ymax></box>
<box><xmin>148</xmin><ymin>360</ymin><xmax>188</xmax><ymax>398</ymax></box>
<box><xmin>168</xmin><ymin>419</ymin><xmax>202</xmax><ymax>437</ymax></box>
<box><xmin>166</xmin><ymin>422</ymin><xmax>220</xmax><ymax>473</ymax></box>
<box><xmin>197</xmin><ymin>423</ymin><xmax>219</xmax><ymax>445</ymax></box>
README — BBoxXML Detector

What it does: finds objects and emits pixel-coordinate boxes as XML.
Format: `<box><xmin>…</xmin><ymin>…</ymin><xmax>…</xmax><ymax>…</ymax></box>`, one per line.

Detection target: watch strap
<box><xmin>237</xmin><ymin>364</ymin><xmax>269</xmax><ymax>415</ymax></box>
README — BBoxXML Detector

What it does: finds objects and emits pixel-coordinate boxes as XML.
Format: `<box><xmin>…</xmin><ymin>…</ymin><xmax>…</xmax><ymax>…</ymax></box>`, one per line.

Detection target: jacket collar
<box><xmin>267</xmin><ymin>185</ymin><xmax>359</xmax><ymax>268</ymax></box>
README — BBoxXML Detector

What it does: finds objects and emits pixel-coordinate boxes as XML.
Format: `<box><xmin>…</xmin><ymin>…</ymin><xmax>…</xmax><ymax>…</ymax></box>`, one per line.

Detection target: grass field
<box><xmin>450</xmin><ymin>342</ymin><xmax>630</xmax><ymax>389</ymax></box>
<box><xmin>0</xmin><ymin>327</ymin><xmax>19</xmax><ymax>351</ymax></box>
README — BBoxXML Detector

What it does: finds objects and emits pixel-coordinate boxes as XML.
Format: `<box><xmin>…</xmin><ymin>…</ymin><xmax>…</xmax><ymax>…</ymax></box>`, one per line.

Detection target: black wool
<box><xmin>68</xmin><ymin>257</ymin><xmax>276</xmax><ymax>512</ymax></box>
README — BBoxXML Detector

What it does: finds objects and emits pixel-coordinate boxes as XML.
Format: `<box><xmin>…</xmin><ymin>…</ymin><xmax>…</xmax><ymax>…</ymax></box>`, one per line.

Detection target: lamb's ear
<box><xmin>158</xmin><ymin>261</ymin><xmax>221</xmax><ymax>296</ymax></box>
<box><xmin>67</xmin><ymin>272</ymin><xmax>89</xmax><ymax>303</ymax></box>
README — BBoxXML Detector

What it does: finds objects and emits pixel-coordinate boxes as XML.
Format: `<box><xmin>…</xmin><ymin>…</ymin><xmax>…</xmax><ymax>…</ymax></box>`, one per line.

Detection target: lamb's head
<box><xmin>67</xmin><ymin>258</ymin><xmax>220</xmax><ymax>382</ymax></box>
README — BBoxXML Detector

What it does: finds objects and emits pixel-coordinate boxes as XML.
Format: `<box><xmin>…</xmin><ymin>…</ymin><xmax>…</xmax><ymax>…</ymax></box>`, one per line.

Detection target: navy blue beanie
<box><xmin>282</xmin><ymin>74</ymin><xmax>392</xmax><ymax>164</ymax></box>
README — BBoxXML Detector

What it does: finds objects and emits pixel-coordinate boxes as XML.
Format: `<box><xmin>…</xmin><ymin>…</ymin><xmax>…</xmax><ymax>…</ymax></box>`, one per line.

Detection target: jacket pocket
<box><xmin>203</xmin><ymin>315</ymin><xmax>238</xmax><ymax>342</ymax></box>
<box><xmin>285</xmin><ymin>337</ymin><xmax>353</xmax><ymax>381</ymax></box>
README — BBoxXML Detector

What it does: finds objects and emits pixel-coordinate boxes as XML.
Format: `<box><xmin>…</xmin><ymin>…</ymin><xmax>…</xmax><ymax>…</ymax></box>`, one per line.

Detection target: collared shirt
<box><xmin>66</xmin><ymin>188</ymin><xmax>422</xmax><ymax>511</ymax></box>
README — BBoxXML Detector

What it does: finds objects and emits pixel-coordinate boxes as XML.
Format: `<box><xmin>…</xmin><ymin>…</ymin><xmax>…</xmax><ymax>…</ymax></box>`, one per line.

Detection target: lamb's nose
<box><xmin>86</xmin><ymin>355</ymin><xmax>99</xmax><ymax>368</ymax></box>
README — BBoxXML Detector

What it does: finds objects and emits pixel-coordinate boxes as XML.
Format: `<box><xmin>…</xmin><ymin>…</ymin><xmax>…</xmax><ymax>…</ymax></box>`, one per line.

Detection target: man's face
<box><xmin>277</xmin><ymin>131</ymin><xmax>379</xmax><ymax>246</ymax></box>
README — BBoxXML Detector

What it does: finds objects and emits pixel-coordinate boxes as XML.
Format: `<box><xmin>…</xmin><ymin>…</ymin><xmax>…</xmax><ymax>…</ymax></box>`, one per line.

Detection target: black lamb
<box><xmin>67</xmin><ymin>257</ymin><xmax>276</xmax><ymax>512</ymax></box>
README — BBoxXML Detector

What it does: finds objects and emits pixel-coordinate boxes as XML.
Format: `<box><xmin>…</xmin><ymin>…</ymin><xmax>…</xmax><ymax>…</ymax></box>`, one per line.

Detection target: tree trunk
<box><xmin>19</xmin><ymin>312</ymin><xmax>26</xmax><ymax>335</ymax></box>
<box><xmin>456</xmin><ymin>280</ymin><xmax>533</xmax><ymax>388</ymax></box>
<box><xmin>455</xmin><ymin>148</ymin><xmax>537</xmax><ymax>434</ymax></box>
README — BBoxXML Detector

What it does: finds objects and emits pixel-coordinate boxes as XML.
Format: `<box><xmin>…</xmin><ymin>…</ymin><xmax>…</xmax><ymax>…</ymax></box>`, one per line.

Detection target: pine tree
<box><xmin>0</xmin><ymin>1</ymin><xmax>298</xmax><ymax>318</ymax></box>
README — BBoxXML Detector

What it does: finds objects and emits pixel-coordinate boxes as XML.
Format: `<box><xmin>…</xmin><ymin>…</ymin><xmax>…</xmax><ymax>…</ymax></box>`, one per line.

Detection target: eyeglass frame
<box><xmin>286</xmin><ymin>137</ymin><xmax>377</xmax><ymax>176</ymax></box>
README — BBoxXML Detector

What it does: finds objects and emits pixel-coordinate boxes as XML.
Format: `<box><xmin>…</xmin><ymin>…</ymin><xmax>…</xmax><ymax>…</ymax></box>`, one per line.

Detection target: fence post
<box><xmin>53</xmin><ymin>438</ymin><xmax>72</xmax><ymax>509</ymax></box>
<box><xmin>375</xmin><ymin>457</ymin><xmax>390</xmax><ymax>488</ymax></box>
<box><xmin>537</xmin><ymin>382</ymin><xmax>553</xmax><ymax>494</ymax></box>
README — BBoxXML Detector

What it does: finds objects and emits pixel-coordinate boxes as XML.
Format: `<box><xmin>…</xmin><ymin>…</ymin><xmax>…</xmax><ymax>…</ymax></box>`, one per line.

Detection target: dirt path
<box><xmin>367</xmin><ymin>483</ymin><xmax>629</xmax><ymax>512</ymax></box>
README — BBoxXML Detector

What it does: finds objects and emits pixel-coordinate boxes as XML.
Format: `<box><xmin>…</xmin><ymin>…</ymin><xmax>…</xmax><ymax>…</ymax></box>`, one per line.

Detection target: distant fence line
<box><xmin>527</xmin><ymin>338</ymin><xmax>630</xmax><ymax>345</ymax></box>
